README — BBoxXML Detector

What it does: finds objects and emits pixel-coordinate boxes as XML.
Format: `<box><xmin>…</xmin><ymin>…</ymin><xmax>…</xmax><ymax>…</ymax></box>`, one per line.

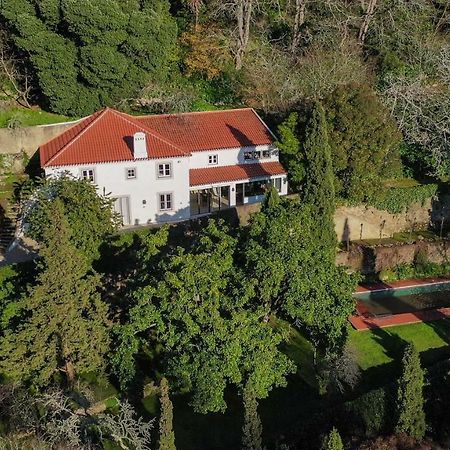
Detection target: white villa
<box><xmin>40</xmin><ymin>107</ymin><xmax>288</xmax><ymax>225</ymax></box>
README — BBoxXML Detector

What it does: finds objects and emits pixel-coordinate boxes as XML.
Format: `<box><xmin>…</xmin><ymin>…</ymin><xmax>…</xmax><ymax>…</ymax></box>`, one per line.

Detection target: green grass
<box><xmin>350</xmin><ymin>320</ymin><xmax>450</xmax><ymax>370</ymax></box>
<box><xmin>383</xmin><ymin>178</ymin><xmax>422</xmax><ymax>188</ymax></box>
<box><xmin>0</xmin><ymin>107</ymin><xmax>73</xmax><ymax>128</ymax></box>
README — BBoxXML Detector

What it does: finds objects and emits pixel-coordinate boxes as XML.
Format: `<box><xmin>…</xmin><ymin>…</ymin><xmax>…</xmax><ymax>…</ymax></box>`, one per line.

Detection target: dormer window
<box><xmin>80</xmin><ymin>168</ymin><xmax>95</xmax><ymax>182</ymax></box>
<box><xmin>208</xmin><ymin>154</ymin><xmax>218</xmax><ymax>165</ymax></box>
<box><xmin>158</xmin><ymin>163</ymin><xmax>171</xmax><ymax>178</ymax></box>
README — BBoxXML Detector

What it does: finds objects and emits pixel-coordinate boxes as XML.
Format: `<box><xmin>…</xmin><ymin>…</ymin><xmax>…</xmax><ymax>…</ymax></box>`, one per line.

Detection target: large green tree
<box><xmin>324</xmin><ymin>83</ymin><xmax>402</xmax><ymax>202</ymax></box>
<box><xmin>25</xmin><ymin>175</ymin><xmax>119</xmax><ymax>263</ymax></box>
<box><xmin>302</xmin><ymin>101</ymin><xmax>336</xmax><ymax>257</ymax></box>
<box><xmin>244</xmin><ymin>198</ymin><xmax>356</xmax><ymax>355</ymax></box>
<box><xmin>0</xmin><ymin>0</ymin><xmax>177</xmax><ymax>115</ymax></box>
<box><xmin>396</xmin><ymin>343</ymin><xmax>426</xmax><ymax>440</ymax></box>
<box><xmin>113</xmin><ymin>219</ymin><xmax>295</xmax><ymax>413</ymax></box>
<box><xmin>0</xmin><ymin>200</ymin><xmax>110</xmax><ymax>386</ymax></box>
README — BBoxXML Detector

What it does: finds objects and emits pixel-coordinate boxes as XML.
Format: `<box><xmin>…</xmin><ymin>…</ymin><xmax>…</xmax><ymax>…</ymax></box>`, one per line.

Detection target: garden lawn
<box><xmin>349</xmin><ymin>319</ymin><xmax>450</xmax><ymax>370</ymax></box>
<box><xmin>0</xmin><ymin>107</ymin><xmax>73</xmax><ymax>128</ymax></box>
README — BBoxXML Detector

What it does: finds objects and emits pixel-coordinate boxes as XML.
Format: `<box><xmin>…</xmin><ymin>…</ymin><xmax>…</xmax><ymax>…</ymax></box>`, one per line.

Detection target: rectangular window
<box><xmin>158</xmin><ymin>163</ymin><xmax>171</xmax><ymax>178</ymax></box>
<box><xmin>262</xmin><ymin>149</ymin><xmax>271</xmax><ymax>158</ymax></box>
<box><xmin>208</xmin><ymin>154</ymin><xmax>218</xmax><ymax>165</ymax></box>
<box><xmin>244</xmin><ymin>180</ymin><xmax>267</xmax><ymax>197</ymax></box>
<box><xmin>81</xmin><ymin>168</ymin><xmax>95</xmax><ymax>182</ymax></box>
<box><xmin>126</xmin><ymin>168</ymin><xmax>136</xmax><ymax>179</ymax></box>
<box><xmin>244</xmin><ymin>151</ymin><xmax>254</xmax><ymax>160</ymax></box>
<box><xmin>271</xmin><ymin>177</ymin><xmax>282</xmax><ymax>192</ymax></box>
<box><xmin>159</xmin><ymin>193</ymin><xmax>172</xmax><ymax>211</ymax></box>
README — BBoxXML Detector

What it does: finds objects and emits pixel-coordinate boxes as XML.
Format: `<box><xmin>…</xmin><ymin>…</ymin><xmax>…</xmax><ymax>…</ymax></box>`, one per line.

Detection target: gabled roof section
<box><xmin>190</xmin><ymin>162</ymin><xmax>286</xmax><ymax>187</ymax></box>
<box><xmin>137</xmin><ymin>108</ymin><xmax>275</xmax><ymax>152</ymax></box>
<box><xmin>40</xmin><ymin>108</ymin><xmax>189</xmax><ymax>168</ymax></box>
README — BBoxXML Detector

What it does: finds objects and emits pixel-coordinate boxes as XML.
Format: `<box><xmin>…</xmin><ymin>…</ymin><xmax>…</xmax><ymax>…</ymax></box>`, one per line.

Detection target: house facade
<box><xmin>40</xmin><ymin>107</ymin><xmax>288</xmax><ymax>226</ymax></box>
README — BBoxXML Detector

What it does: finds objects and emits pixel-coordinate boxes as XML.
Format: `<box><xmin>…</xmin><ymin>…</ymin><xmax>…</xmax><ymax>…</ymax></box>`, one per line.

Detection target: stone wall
<box><xmin>337</xmin><ymin>240</ymin><xmax>450</xmax><ymax>274</ymax></box>
<box><xmin>335</xmin><ymin>200</ymin><xmax>436</xmax><ymax>242</ymax></box>
<box><xmin>0</xmin><ymin>120</ymin><xmax>81</xmax><ymax>156</ymax></box>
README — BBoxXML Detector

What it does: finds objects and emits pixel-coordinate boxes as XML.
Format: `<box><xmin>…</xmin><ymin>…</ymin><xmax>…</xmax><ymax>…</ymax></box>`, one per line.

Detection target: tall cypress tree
<box><xmin>242</xmin><ymin>386</ymin><xmax>263</xmax><ymax>450</ymax></box>
<box><xmin>321</xmin><ymin>427</ymin><xmax>343</xmax><ymax>450</ymax></box>
<box><xmin>158</xmin><ymin>377</ymin><xmax>176</xmax><ymax>450</ymax></box>
<box><xmin>302</xmin><ymin>101</ymin><xmax>336</xmax><ymax>256</ymax></box>
<box><xmin>0</xmin><ymin>199</ymin><xmax>110</xmax><ymax>386</ymax></box>
<box><xmin>396</xmin><ymin>343</ymin><xmax>426</xmax><ymax>439</ymax></box>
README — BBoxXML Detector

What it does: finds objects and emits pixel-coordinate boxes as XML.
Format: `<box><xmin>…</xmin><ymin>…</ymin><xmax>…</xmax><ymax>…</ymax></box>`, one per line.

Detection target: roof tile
<box><xmin>40</xmin><ymin>108</ymin><xmax>275</xmax><ymax>168</ymax></box>
<box><xmin>189</xmin><ymin>162</ymin><xmax>286</xmax><ymax>187</ymax></box>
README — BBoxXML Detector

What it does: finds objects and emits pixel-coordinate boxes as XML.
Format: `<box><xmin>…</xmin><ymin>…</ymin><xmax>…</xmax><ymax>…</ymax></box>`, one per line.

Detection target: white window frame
<box><xmin>208</xmin><ymin>154</ymin><xmax>218</xmax><ymax>165</ymax></box>
<box><xmin>157</xmin><ymin>162</ymin><xmax>172</xmax><ymax>178</ymax></box>
<box><xmin>80</xmin><ymin>168</ymin><xmax>95</xmax><ymax>182</ymax></box>
<box><xmin>126</xmin><ymin>167</ymin><xmax>137</xmax><ymax>179</ymax></box>
<box><xmin>158</xmin><ymin>192</ymin><xmax>173</xmax><ymax>211</ymax></box>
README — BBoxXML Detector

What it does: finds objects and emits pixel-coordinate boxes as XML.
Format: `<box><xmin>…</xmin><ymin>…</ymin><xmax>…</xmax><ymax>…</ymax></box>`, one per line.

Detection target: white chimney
<box><xmin>133</xmin><ymin>132</ymin><xmax>147</xmax><ymax>159</ymax></box>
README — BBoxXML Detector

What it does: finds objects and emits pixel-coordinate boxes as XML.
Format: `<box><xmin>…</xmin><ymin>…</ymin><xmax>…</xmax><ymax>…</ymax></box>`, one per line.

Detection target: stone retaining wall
<box><xmin>0</xmin><ymin>120</ymin><xmax>81</xmax><ymax>156</ymax></box>
<box><xmin>337</xmin><ymin>240</ymin><xmax>450</xmax><ymax>274</ymax></box>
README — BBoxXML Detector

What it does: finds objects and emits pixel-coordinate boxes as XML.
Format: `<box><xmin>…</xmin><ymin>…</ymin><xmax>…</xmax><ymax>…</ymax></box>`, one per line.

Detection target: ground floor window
<box><xmin>190</xmin><ymin>186</ymin><xmax>230</xmax><ymax>215</ymax></box>
<box><xmin>270</xmin><ymin>177</ymin><xmax>282</xmax><ymax>192</ymax></box>
<box><xmin>243</xmin><ymin>180</ymin><xmax>267</xmax><ymax>197</ymax></box>
<box><xmin>159</xmin><ymin>193</ymin><xmax>172</xmax><ymax>211</ymax></box>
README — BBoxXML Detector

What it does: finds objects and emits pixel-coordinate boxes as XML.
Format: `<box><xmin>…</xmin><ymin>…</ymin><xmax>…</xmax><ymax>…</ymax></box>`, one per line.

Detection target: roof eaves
<box><xmin>43</xmin><ymin>109</ymin><xmax>109</xmax><ymax>167</ymax></box>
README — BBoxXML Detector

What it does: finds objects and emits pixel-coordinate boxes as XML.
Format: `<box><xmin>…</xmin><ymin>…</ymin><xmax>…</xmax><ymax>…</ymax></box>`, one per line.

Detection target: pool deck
<box><xmin>350</xmin><ymin>277</ymin><xmax>450</xmax><ymax>331</ymax></box>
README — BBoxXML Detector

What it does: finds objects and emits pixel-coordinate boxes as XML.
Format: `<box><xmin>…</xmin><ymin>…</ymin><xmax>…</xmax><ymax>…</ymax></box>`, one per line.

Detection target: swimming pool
<box><xmin>354</xmin><ymin>282</ymin><xmax>450</xmax><ymax>317</ymax></box>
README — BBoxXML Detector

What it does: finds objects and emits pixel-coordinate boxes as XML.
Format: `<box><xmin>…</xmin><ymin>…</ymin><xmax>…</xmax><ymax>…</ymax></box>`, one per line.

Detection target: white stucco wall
<box><xmin>45</xmin><ymin>156</ymin><xmax>190</xmax><ymax>225</ymax></box>
<box><xmin>44</xmin><ymin>145</ymin><xmax>286</xmax><ymax>224</ymax></box>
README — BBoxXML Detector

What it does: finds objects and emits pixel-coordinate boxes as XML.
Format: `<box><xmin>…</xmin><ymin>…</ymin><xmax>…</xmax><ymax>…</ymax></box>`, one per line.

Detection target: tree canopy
<box><xmin>1</xmin><ymin>0</ymin><xmax>177</xmax><ymax>115</ymax></box>
<box><xmin>0</xmin><ymin>200</ymin><xmax>110</xmax><ymax>386</ymax></box>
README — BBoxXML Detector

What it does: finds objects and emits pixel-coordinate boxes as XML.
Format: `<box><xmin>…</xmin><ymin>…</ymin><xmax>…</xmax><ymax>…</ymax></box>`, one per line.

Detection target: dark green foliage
<box><xmin>262</xmin><ymin>185</ymin><xmax>280</xmax><ymax>211</ymax></box>
<box><xmin>321</xmin><ymin>427</ymin><xmax>343</xmax><ymax>450</ymax></box>
<box><xmin>158</xmin><ymin>378</ymin><xmax>176</xmax><ymax>450</ymax></box>
<box><xmin>396</xmin><ymin>343</ymin><xmax>426</xmax><ymax>439</ymax></box>
<box><xmin>302</xmin><ymin>101</ymin><xmax>336</xmax><ymax>258</ymax></box>
<box><xmin>1</xmin><ymin>0</ymin><xmax>177</xmax><ymax>115</ymax></box>
<box><xmin>324</xmin><ymin>84</ymin><xmax>402</xmax><ymax>202</ymax></box>
<box><xmin>242</xmin><ymin>386</ymin><xmax>263</xmax><ymax>450</ymax></box>
<box><xmin>0</xmin><ymin>200</ymin><xmax>110</xmax><ymax>386</ymax></box>
<box><xmin>114</xmin><ymin>219</ymin><xmax>295</xmax><ymax>413</ymax></box>
<box><xmin>245</xmin><ymin>199</ymin><xmax>356</xmax><ymax>354</ymax></box>
<box><xmin>25</xmin><ymin>175</ymin><xmax>119</xmax><ymax>263</ymax></box>
<box><xmin>367</xmin><ymin>183</ymin><xmax>437</xmax><ymax>214</ymax></box>
<box><xmin>276</xmin><ymin>112</ymin><xmax>304</xmax><ymax>190</ymax></box>
<box><xmin>342</xmin><ymin>386</ymin><xmax>395</xmax><ymax>438</ymax></box>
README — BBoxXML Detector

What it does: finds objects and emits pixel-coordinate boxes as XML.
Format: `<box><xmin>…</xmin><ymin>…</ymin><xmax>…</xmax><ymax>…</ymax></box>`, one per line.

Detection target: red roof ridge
<box><xmin>111</xmin><ymin>109</ymin><xmax>190</xmax><ymax>157</ymax></box>
<box><xmin>44</xmin><ymin>108</ymin><xmax>108</xmax><ymax>167</ymax></box>
<box><xmin>134</xmin><ymin>107</ymin><xmax>255</xmax><ymax>119</ymax></box>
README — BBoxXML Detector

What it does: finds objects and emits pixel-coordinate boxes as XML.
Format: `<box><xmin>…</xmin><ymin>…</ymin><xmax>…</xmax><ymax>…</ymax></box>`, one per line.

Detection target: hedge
<box><xmin>367</xmin><ymin>183</ymin><xmax>438</xmax><ymax>214</ymax></box>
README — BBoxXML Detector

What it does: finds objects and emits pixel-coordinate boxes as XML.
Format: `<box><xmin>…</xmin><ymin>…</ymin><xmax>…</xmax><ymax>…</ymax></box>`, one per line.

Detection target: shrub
<box><xmin>367</xmin><ymin>183</ymin><xmax>438</xmax><ymax>214</ymax></box>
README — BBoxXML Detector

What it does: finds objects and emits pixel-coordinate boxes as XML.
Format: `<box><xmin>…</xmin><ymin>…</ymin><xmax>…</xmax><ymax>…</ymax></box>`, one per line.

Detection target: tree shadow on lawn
<box><xmin>354</xmin><ymin>328</ymin><xmax>406</xmax><ymax>394</ymax></box>
<box><xmin>156</xmin><ymin>374</ymin><xmax>324</xmax><ymax>450</ymax></box>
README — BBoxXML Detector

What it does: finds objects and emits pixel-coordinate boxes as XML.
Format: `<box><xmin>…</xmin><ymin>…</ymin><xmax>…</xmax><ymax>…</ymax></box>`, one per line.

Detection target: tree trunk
<box><xmin>235</xmin><ymin>0</ymin><xmax>253</xmax><ymax>70</ymax></box>
<box><xmin>65</xmin><ymin>360</ymin><xmax>76</xmax><ymax>385</ymax></box>
<box><xmin>291</xmin><ymin>0</ymin><xmax>306</xmax><ymax>53</ymax></box>
<box><xmin>358</xmin><ymin>0</ymin><xmax>377</xmax><ymax>44</ymax></box>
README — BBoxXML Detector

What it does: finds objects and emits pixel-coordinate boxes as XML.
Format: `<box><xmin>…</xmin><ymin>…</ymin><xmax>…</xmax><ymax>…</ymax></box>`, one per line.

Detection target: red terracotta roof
<box><xmin>40</xmin><ymin>107</ymin><xmax>275</xmax><ymax>168</ymax></box>
<box><xmin>189</xmin><ymin>162</ymin><xmax>286</xmax><ymax>187</ymax></box>
<box><xmin>138</xmin><ymin>108</ymin><xmax>274</xmax><ymax>152</ymax></box>
<box><xmin>40</xmin><ymin>108</ymin><xmax>189</xmax><ymax>167</ymax></box>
